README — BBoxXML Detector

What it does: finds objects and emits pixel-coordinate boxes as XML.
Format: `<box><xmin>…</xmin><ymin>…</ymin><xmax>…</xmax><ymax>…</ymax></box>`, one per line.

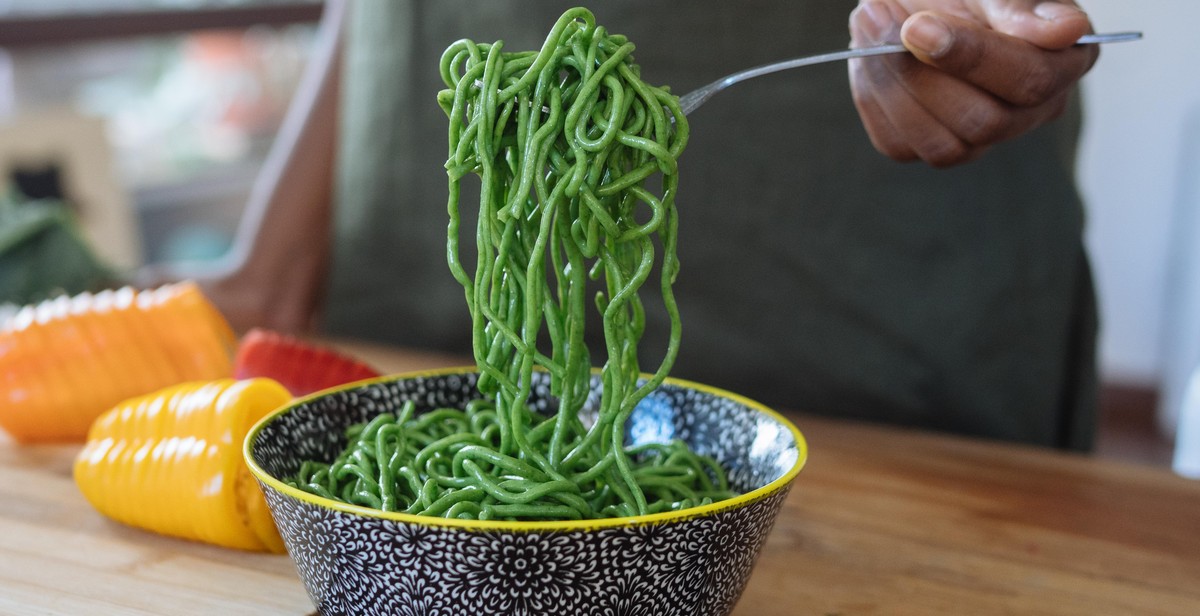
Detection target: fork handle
<box><xmin>678</xmin><ymin>31</ymin><xmax>1142</xmax><ymax>116</ymax></box>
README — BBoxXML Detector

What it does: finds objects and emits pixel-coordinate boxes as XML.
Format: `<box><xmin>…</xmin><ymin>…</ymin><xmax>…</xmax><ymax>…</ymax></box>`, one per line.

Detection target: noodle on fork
<box><xmin>289</xmin><ymin>7</ymin><xmax>732</xmax><ymax>520</ymax></box>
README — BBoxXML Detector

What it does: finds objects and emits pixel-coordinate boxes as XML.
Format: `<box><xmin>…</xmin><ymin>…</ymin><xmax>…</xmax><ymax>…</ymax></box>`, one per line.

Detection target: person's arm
<box><xmin>847</xmin><ymin>0</ymin><xmax>1098</xmax><ymax>167</ymax></box>
<box><xmin>137</xmin><ymin>0</ymin><xmax>346</xmax><ymax>334</ymax></box>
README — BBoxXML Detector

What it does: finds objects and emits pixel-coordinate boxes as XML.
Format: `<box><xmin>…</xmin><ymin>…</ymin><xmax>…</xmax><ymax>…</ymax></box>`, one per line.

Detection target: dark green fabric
<box><xmin>0</xmin><ymin>190</ymin><xmax>114</xmax><ymax>305</ymax></box>
<box><xmin>325</xmin><ymin>0</ymin><xmax>1098</xmax><ymax>450</ymax></box>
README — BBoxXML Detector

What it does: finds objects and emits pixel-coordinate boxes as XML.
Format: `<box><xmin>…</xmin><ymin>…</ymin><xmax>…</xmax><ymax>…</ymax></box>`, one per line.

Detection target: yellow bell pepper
<box><xmin>0</xmin><ymin>282</ymin><xmax>236</xmax><ymax>443</ymax></box>
<box><xmin>74</xmin><ymin>378</ymin><xmax>290</xmax><ymax>553</ymax></box>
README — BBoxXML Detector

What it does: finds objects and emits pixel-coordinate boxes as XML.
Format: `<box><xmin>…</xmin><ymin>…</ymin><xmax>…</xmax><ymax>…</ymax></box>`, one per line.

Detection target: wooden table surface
<box><xmin>3</xmin><ymin>341</ymin><xmax>1199</xmax><ymax>615</ymax></box>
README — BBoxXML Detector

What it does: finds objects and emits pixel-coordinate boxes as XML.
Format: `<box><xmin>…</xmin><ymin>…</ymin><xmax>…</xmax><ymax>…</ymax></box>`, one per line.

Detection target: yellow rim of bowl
<box><xmin>244</xmin><ymin>366</ymin><xmax>808</xmax><ymax>532</ymax></box>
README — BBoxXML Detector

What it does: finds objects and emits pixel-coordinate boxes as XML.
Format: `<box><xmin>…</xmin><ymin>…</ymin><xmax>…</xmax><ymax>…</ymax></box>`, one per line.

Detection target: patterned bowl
<box><xmin>245</xmin><ymin>368</ymin><xmax>807</xmax><ymax>616</ymax></box>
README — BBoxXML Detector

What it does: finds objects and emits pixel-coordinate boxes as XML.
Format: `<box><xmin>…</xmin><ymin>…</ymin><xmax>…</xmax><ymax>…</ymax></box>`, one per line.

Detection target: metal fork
<box><xmin>676</xmin><ymin>31</ymin><xmax>1142</xmax><ymax>116</ymax></box>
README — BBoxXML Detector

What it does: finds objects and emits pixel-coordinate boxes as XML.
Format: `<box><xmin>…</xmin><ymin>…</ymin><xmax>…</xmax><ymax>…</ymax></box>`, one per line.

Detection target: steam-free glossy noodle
<box><xmin>288</xmin><ymin>7</ymin><xmax>734</xmax><ymax>520</ymax></box>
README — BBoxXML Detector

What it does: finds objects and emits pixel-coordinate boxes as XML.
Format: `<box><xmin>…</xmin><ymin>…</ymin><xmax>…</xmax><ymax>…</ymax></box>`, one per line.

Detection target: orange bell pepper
<box><xmin>0</xmin><ymin>282</ymin><xmax>236</xmax><ymax>443</ymax></box>
<box><xmin>74</xmin><ymin>378</ymin><xmax>290</xmax><ymax>552</ymax></box>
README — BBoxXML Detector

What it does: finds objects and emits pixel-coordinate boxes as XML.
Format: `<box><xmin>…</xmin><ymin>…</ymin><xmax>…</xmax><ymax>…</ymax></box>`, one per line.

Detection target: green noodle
<box><xmin>287</xmin><ymin>7</ymin><xmax>735</xmax><ymax>520</ymax></box>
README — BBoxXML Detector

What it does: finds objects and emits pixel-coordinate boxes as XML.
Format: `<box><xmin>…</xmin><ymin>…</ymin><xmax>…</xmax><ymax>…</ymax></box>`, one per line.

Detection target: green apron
<box><xmin>325</xmin><ymin>0</ymin><xmax>1098</xmax><ymax>450</ymax></box>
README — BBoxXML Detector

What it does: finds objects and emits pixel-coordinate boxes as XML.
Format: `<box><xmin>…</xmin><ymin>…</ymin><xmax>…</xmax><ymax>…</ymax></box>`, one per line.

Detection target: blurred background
<box><xmin>0</xmin><ymin>0</ymin><xmax>318</xmax><ymax>268</ymax></box>
<box><xmin>1</xmin><ymin>0</ymin><xmax>1197</xmax><ymax>473</ymax></box>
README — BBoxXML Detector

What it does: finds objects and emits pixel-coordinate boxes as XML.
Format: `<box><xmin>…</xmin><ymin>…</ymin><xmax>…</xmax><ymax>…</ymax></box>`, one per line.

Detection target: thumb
<box><xmin>977</xmin><ymin>0</ymin><xmax>1091</xmax><ymax>49</ymax></box>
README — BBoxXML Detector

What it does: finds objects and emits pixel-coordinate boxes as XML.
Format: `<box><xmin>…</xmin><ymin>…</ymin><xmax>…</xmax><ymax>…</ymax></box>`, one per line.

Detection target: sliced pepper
<box><xmin>0</xmin><ymin>282</ymin><xmax>236</xmax><ymax>443</ymax></box>
<box><xmin>74</xmin><ymin>378</ymin><xmax>290</xmax><ymax>552</ymax></box>
<box><xmin>233</xmin><ymin>328</ymin><xmax>381</xmax><ymax>396</ymax></box>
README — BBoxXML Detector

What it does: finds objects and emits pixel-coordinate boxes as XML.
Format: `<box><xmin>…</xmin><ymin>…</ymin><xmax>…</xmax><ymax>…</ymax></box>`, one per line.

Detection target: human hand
<box><xmin>848</xmin><ymin>0</ymin><xmax>1098</xmax><ymax>167</ymax></box>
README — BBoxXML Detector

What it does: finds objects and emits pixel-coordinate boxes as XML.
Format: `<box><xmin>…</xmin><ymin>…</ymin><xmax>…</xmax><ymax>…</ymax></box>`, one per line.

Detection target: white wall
<box><xmin>1077</xmin><ymin>1</ymin><xmax>1200</xmax><ymax>437</ymax></box>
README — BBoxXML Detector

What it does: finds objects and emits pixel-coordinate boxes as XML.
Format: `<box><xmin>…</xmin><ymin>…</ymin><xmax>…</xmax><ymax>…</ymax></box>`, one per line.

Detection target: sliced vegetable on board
<box><xmin>233</xmin><ymin>328</ymin><xmax>381</xmax><ymax>396</ymax></box>
<box><xmin>0</xmin><ymin>282</ymin><xmax>235</xmax><ymax>443</ymax></box>
<box><xmin>74</xmin><ymin>378</ymin><xmax>291</xmax><ymax>552</ymax></box>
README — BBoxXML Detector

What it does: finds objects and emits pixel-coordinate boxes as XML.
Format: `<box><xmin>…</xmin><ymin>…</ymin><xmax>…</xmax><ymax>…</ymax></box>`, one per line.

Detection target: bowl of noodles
<box><xmin>245</xmin><ymin>7</ymin><xmax>806</xmax><ymax>613</ymax></box>
<box><xmin>245</xmin><ymin>367</ymin><xmax>806</xmax><ymax>615</ymax></box>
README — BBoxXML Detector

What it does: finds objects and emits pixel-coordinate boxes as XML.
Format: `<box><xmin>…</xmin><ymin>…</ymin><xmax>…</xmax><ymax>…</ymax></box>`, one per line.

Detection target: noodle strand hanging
<box><xmin>288</xmin><ymin>7</ymin><xmax>733</xmax><ymax>520</ymax></box>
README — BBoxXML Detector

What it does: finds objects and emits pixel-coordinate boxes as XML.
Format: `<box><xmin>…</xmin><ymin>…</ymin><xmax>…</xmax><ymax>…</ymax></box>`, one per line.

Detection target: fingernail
<box><xmin>904</xmin><ymin>14</ymin><xmax>952</xmax><ymax>57</ymax></box>
<box><xmin>856</xmin><ymin>1</ymin><xmax>897</xmax><ymax>43</ymax></box>
<box><xmin>1034</xmin><ymin>2</ymin><xmax>1084</xmax><ymax>21</ymax></box>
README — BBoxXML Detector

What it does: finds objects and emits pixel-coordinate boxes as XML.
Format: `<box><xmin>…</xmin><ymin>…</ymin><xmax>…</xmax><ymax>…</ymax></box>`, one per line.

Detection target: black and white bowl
<box><xmin>245</xmin><ymin>368</ymin><xmax>807</xmax><ymax>616</ymax></box>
